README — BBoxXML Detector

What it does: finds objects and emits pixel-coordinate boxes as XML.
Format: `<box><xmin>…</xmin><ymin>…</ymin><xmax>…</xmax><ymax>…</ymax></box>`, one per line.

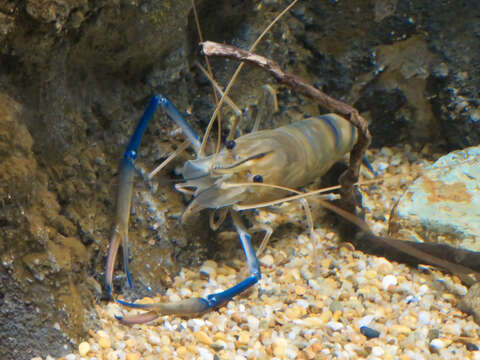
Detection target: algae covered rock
<box><xmin>389</xmin><ymin>146</ymin><xmax>480</xmax><ymax>251</ymax></box>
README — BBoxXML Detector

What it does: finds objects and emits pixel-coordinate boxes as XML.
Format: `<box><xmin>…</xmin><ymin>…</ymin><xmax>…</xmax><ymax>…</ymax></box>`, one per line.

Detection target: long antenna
<box><xmin>192</xmin><ymin>0</ymin><xmax>223</xmax><ymax>154</ymax></box>
<box><xmin>198</xmin><ymin>0</ymin><xmax>301</xmax><ymax>156</ymax></box>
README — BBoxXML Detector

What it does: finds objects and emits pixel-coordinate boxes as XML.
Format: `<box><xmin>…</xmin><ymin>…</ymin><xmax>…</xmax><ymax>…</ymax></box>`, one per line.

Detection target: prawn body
<box><xmin>105</xmin><ymin>94</ymin><xmax>358</xmax><ymax>325</ymax></box>
<box><xmin>180</xmin><ymin>114</ymin><xmax>357</xmax><ymax>217</ymax></box>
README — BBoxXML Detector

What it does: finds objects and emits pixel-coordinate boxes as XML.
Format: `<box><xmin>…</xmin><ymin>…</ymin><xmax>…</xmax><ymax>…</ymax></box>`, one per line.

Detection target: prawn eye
<box><xmin>226</xmin><ymin>140</ymin><xmax>236</xmax><ymax>150</ymax></box>
<box><xmin>253</xmin><ymin>174</ymin><xmax>263</xmax><ymax>183</ymax></box>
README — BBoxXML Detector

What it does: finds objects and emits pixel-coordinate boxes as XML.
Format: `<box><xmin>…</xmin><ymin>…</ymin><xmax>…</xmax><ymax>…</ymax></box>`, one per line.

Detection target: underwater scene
<box><xmin>1</xmin><ymin>0</ymin><xmax>479</xmax><ymax>359</ymax></box>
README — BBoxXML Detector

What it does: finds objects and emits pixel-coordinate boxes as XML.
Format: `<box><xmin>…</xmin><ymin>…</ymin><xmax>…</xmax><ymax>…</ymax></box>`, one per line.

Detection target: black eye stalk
<box><xmin>253</xmin><ymin>174</ymin><xmax>263</xmax><ymax>183</ymax></box>
<box><xmin>226</xmin><ymin>140</ymin><xmax>236</xmax><ymax>150</ymax></box>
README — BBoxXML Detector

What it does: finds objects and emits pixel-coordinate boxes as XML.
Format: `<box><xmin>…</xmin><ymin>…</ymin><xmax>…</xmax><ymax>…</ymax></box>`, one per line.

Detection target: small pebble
<box><xmin>371</xmin><ymin>346</ymin><xmax>384</xmax><ymax>356</ymax></box>
<box><xmin>197</xmin><ymin>346</ymin><xmax>214</xmax><ymax>360</ymax></box>
<box><xmin>200</xmin><ymin>264</ymin><xmax>216</xmax><ymax>278</ymax></box>
<box><xmin>247</xmin><ymin>315</ymin><xmax>259</xmax><ymax>331</ymax></box>
<box><xmin>299</xmin><ymin>314</ymin><xmax>329</xmax><ymax>327</ymax></box>
<box><xmin>176</xmin><ymin>346</ymin><xmax>187</xmax><ymax>357</ymax></box>
<box><xmin>401</xmin><ymin>314</ymin><xmax>417</xmax><ymax>329</ymax></box>
<box><xmin>419</xmin><ymin>284</ymin><xmax>429</xmax><ymax>295</ymax></box>
<box><xmin>237</xmin><ymin>331</ymin><xmax>250</xmax><ymax>346</ymax></box>
<box><xmin>417</xmin><ymin>311</ymin><xmax>430</xmax><ymax>325</ymax></box>
<box><xmin>382</xmin><ymin>275</ymin><xmax>397</xmax><ymax>290</ymax></box>
<box><xmin>376</xmin><ymin>162</ymin><xmax>389</xmax><ymax>172</ymax></box>
<box><xmin>429</xmin><ymin>338</ymin><xmax>446</xmax><ymax>353</ymax></box>
<box><xmin>195</xmin><ymin>330</ymin><xmax>213</xmax><ymax>345</ymax></box>
<box><xmin>99</xmin><ymin>336</ymin><xmax>112</xmax><ymax>349</ymax></box>
<box><xmin>126</xmin><ymin>353</ymin><xmax>141</xmax><ymax>360</ymax></box>
<box><xmin>210</xmin><ymin>341</ymin><xmax>226</xmax><ymax>351</ymax></box>
<box><xmin>376</xmin><ymin>258</ymin><xmax>393</xmax><ymax>274</ymax></box>
<box><xmin>467</xmin><ymin>343</ymin><xmax>479</xmax><ymax>351</ymax></box>
<box><xmin>326</xmin><ymin>321</ymin><xmax>343</xmax><ymax>332</ymax></box>
<box><xmin>259</xmin><ymin>254</ymin><xmax>274</xmax><ymax>267</ymax></box>
<box><xmin>125</xmin><ymin>352</ymin><xmax>141</xmax><ymax>360</ymax></box>
<box><xmin>272</xmin><ymin>338</ymin><xmax>288</xmax><ymax>357</ymax></box>
<box><xmin>78</xmin><ymin>341</ymin><xmax>90</xmax><ymax>356</ymax></box>
<box><xmin>388</xmin><ymin>324</ymin><xmax>411</xmax><ymax>335</ymax></box>
<box><xmin>364</xmin><ymin>270</ymin><xmax>377</xmax><ymax>280</ymax></box>
<box><xmin>148</xmin><ymin>334</ymin><xmax>161</xmax><ymax>345</ymax></box>
<box><xmin>125</xmin><ymin>338</ymin><xmax>136</xmax><ymax>348</ymax></box>
<box><xmin>295</xmin><ymin>285</ymin><xmax>306</xmax><ymax>296</ymax></box>
<box><xmin>285</xmin><ymin>307</ymin><xmax>303</xmax><ymax>320</ymax></box>
<box><xmin>358</xmin><ymin>315</ymin><xmax>374</xmax><ymax>328</ymax></box>
<box><xmin>360</xmin><ymin>326</ymin><xmax>380</xmax><ymax>339</ymax></box>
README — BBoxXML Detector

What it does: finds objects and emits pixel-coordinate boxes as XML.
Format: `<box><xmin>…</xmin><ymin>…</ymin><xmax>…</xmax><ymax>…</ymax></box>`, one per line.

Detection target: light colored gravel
<box><xmin>40</xmin><ymin>145</ymin><xmax>480</xmax><ymax>360</ymax></box>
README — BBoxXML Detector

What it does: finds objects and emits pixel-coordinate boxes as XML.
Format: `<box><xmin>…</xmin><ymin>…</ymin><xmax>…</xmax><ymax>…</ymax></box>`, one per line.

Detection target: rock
<box><xmin>388</xmin><ymin>324</ymin><xmax>412</xmax><ymax>335</ymax></box>
<box><xmin>459</xmin><ymin>282</ymin><xmax>480</xmax><ymax>324</ymax></box>
<box><xmin>25</xmin><ymin>0</ymin><xmax>86</xmax><ymax>28</ymax></box>
<box><xmin>429</xmin><ymin>338</ymin><xmax>447</xmax><ymax>353</ymax></box>
<box><xmin>194</xmin><ymin>331</ymin><xmax>213</xmax><ymax>346</ymax></box>
<box><xmin>126</xmin><ymin>353</ymin><xmax>141</xmax><ymax>360</ymax></box>
<box><xmin>389</xmin><ymin>146</ymin><xmax>480</xmax><ymax>251</ymax></box>
<box><xmin>372</xmin><ymin>346</ymin><xmax>385</xmax><ymax>356</ymax></box>
<box><xmin>0</xmin><ymin>93</ymin><xmax>83</xmax><ymax>358</ymax></box>
<box><xmin>78</xmin><ymin>342</ymin><xmax>90</xmax><ymax>356</ymax></box>
<box><xmin>326</xmin><ymin>321</ymin><xmax>344</xmax><ymax>332</ymax></box>
<box><xmin>98</xmin><ymin>335</ymin><xmax>112</xmax><ymax>349</ymax></box>
<box><xmin>467</xmin><ymin>343</ymin><xmax>480</xmax><ymax>351</ymax></box>
<box><xmin>272</xmin><ymin>337</ymin><xmax>288</xmax><ymax>357</ymax></box>
<box><xmin>360</xmin><ymin>326</ymin><xmax>380</xmax><ymax>339</ymax></box>
<box><xmin>354</xmin><ymin>37</ymin><xmax>437</xmax><ymax>147</ymax></box>
<box><xmin>382</xmin><ymin>275</ymin><xmax>398</xmax><ymax>291</ymax></box>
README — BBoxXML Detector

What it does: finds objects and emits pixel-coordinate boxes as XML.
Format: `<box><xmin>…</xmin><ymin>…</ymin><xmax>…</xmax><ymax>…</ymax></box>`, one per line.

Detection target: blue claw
<box><xmin>105</xmin><ymin>95</ymin><xmax>202</xmax><ymax>297</ymax></box>
<box><xmin>114</xmin><ymin>211</ymin><xmax>261</xmax><ymax>323</ymax></box>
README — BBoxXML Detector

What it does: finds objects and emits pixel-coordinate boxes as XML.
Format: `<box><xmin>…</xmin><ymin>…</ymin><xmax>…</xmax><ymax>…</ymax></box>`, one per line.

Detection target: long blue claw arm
<box><xmin>105</xmin><ymin>95</ymin><xmax>201</xmax><ymax>297</ymax></box>
<box><xmin>105</xmin><ymin>155</ymin><xmax>136</xmax><ymax>296</ymax></box>
<box><xmin>115</xmin><ymin>210</ymin><xmax>261</xmax><ymax>325</ymax></box>
<box><xmin>156</xmin><ymin>95</ymin><xmax>201</xmax><ymax>153</ymax></box>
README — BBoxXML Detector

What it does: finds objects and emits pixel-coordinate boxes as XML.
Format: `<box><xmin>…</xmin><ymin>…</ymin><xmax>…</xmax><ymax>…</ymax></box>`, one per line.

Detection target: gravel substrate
<box><xmin>34</xmin><ymin>145</ymin><xmax>480</xmax><ymax>360</ymax></box>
